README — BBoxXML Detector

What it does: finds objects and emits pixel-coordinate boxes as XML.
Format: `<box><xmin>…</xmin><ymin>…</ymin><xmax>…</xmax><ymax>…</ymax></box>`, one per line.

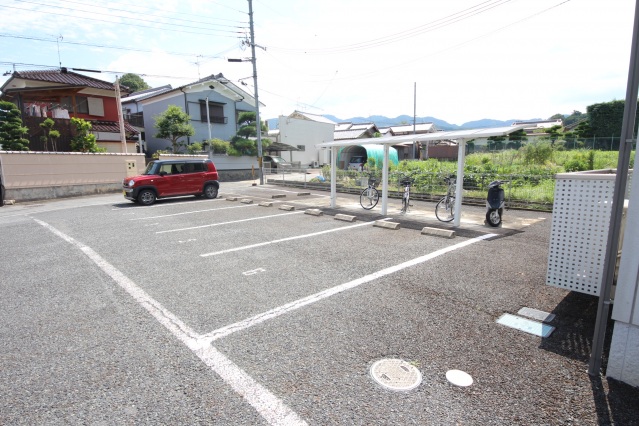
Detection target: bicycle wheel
<box><xmin>435</xmin><ymin>196</ymin><xmax>455</xmax><ymax>222</ymax></box>
<box><xmin>360</xmin><ymin>187</ymin><xmax>379</xmax><ymax>210</ymax></box>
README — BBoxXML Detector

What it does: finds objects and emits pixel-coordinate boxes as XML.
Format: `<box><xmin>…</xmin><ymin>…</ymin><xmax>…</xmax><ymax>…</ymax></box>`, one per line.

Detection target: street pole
<box><xmin>206</xmin><ymin>96</ymin><xmax>212</xmax><ymax>155</ymax></box>
<box><xmin>413</xmin><ymin>82</ymin><xmax>417</xmax><ymax>160</ymax></box>
<box><xmin>588</xmin><ymin>0</ymin><xmax>639</xmax><ymax>376</ymax></box>
<box><xmin>248</xmin><ymin>0</ymin><xmax>264</xmax><ymax>185</ymax></box>
<box><xmin>115</xmin><ymin>76</ymin><xmax>127</xmax><ymax>153</ymax></box>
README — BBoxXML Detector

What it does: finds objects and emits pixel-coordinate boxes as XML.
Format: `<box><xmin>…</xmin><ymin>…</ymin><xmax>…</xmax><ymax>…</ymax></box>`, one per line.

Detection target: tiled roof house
<box><xmin>0</xmin><ymin>68</ymin><xmax>139</xmax><ymax>152</ymax></box>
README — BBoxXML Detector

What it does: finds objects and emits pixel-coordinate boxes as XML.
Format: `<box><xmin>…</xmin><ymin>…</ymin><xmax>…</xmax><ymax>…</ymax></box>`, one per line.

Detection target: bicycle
<box><xmin>435</xmin><ymin>175</ymin><xmax>456</xmax><ymax>222</ymax></box>
<box><xmin>399</xmin><ymin>174</ymin><xmax>416</xmax><ymax>214</ymax></box>
<box><xmin>359</xmin><ymin>174</ymin><xmax>380</xmax><ymax>210</ymax></box>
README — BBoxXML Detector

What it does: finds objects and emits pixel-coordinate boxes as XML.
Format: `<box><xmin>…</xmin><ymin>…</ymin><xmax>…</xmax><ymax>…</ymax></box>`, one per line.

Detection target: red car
<box><xmin>123</xmin><ymin>159</ymin><xmax>219</xmax><ymax>205</ymax></box>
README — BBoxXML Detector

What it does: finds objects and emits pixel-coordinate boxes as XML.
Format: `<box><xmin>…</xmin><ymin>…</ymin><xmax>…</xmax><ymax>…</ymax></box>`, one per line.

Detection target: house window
<box><xmin>297</xmin><ymin>145</ymin><xmax>306</xmax><ymax>151</ymax></box>
<box><xmin>76</xmin><ymin>96</ymin><xmax>89</xmax><ymax>114</ymax></box>
<box><xmin>200</xmin><ymin>101</ymin><xmax>226</xmax><ymax>124</ymax></box>
<box><xmin>60</xmin><ymin>96</ymin><xmax>73</xmax><ymax>111</ymax></box>
<box><xmin>60</xmin><ymin>95</ymin><xmax>91</xmax><ymax>114</ymax></box>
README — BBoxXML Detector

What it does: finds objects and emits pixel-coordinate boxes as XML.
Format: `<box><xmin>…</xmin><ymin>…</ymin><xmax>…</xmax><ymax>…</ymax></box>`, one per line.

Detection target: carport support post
<box><xmin>381</xmin><ymin>144</ymin><xmax>390</xmax><ymax>215</ymax></box>
<box><xmin>453</xmin><ymin>139</ymin><xmax>466</xmax><ymax>227</ymax></box>
<box><xmin>330</xmin><ymin>146</ymin><xmax>337</xmax><ymax>208</ymax></box>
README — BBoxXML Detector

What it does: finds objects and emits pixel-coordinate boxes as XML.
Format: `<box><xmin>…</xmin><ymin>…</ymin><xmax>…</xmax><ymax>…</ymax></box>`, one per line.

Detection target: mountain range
<box><xmin>267</xmin><ymin>114</ymin><xmax>540</xmax><ymax>131</ymax></box>
<box><xmin>322</xmin><ymin>114</ymin><xmax>539</xmax><ymax>130</ymax></box>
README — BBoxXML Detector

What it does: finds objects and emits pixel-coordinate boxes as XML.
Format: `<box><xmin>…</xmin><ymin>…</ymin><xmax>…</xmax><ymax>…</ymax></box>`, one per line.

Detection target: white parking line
<box><xmin>34</xmin><ymin>218</ymin><xmax>307</xmax><ymax>426</ymax></box>
<box><xmin>199</xmin><ymin>233</ymin><xmax>496</xmax><ymax>343</ymax></box>
<box><xmin>157</xmin><ymin>211</ymin><xmax>306</xmax><ymax>234</ymax></box>
<box><xmin>130</xmin><ymin>204</ymin><xmax>257</xmax><ymax>220</ymax></box>
<box><xmin>200</xmin><ymin>219</ymin><xmax>388</xmax><ymax>257</ymax></box>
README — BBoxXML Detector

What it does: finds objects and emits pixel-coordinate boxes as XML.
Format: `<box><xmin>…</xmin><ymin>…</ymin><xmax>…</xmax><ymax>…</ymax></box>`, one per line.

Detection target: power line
<box><xmin>0</xmin><ymin>4</ymin><xmax>246</xmax><ymax>38</ymax></box>
<box><xmin>15</xmin><ymin>0</ymin><xmax>249</xmax><ymax>30</ymax></box>
<box><xmin>268</xmin><ymin>0</ymin><xmax>512</xmax><ymax>55</ymax></box>
<box><xmin>267</xmin><ymin>0</ymin><xmax>571</xmax><ymax>84</ymax></box>
<box><xmin>0</xmin><ymin>33</ymin><xmax>234</xmax><ymax>60</ymax></box>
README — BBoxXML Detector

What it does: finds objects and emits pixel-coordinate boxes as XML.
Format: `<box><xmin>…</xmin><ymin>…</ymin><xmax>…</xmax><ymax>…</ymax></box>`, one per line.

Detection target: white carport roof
<box><xmin>316</xmin><ymin>125</ymin><xmax>527</xmax><ymax>226</ymax></box>
<box><xmin>317</xmin><ymin>125</ymin><xmax>527</xmax><ymax>148</ymax></box>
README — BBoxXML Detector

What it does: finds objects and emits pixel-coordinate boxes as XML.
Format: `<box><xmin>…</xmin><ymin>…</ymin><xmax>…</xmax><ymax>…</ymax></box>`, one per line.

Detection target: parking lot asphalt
<box><xmin>1</xmin><ymin>181</ymin><xmax>638</xmax><ymax>425</ymax></box>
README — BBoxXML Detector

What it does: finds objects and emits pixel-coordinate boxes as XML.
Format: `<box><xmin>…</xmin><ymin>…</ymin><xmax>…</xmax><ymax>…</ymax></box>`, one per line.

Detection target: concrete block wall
<box><xmin>0</xmin><ymin>151</ymin><xmax>146</xmax><ymax>202</ymax></box>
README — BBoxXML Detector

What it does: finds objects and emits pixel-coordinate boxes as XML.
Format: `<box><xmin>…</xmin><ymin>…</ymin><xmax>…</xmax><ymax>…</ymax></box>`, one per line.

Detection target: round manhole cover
<box><xmin>370</xmin><ymin>359</ymin><xmax>422</xmax><ymax>391</ymax></box>
<box><xmin>446</xmin><ymin>369</ymin><xmax>473</xmax><ymax>387</ymax></box>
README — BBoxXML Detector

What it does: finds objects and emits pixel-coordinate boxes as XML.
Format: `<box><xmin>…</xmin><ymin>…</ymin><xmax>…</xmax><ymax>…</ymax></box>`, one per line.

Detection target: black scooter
<box><xmin>485</xmin><ymin>180</ymin><xmax>508</xmax><ymax>227</ymax></box>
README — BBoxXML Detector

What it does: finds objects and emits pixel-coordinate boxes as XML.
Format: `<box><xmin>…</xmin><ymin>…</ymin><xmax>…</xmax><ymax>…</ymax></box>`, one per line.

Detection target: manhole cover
<box><xmin>446</xmin><ymin>369</ymin><xmax>473</xmax><ymax>387</ymax></box>
<box><xmin>370</xmin><ymin>359</ymin><xmax>422</xmax><ymax>391</ymax></box>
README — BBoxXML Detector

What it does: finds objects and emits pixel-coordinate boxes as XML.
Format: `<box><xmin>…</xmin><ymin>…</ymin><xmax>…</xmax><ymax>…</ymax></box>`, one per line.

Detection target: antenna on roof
<box><xmin>51</xmin><ymin>34</ymin><xmax>63</xmax><ymax>68</ymax></box>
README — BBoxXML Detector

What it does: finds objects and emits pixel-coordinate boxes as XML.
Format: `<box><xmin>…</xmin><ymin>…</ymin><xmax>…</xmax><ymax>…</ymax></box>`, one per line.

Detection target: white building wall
<box><xmin>609</xmin><ymin>152</ymin><xmax>639</xmax><ymax>387</ymax></box>
<box><xmin>277</xmin><ymin>115</ymin><xmax>335</xmax><ymax>166</ymax></box>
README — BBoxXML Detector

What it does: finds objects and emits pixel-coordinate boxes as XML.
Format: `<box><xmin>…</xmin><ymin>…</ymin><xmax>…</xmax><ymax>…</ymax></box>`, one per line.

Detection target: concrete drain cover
<box><xmin>370</xmin><ymin>359</ymin><xmax>422</xmax><ymax>391</ymax></box>
<box><xmin>446</xmin><ymin>369</ymin><xmax>474</xmax><ymax>387</ymax></box>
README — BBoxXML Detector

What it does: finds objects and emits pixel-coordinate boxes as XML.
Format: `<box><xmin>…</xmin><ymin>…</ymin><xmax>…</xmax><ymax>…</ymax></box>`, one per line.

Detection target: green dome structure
<box><xmin>338</xmin><ymin>144</ymin><xmax>399</xmax><ymax>170</ymax></box>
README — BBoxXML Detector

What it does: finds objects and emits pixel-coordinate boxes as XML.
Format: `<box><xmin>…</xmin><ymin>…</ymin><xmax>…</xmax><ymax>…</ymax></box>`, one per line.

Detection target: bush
<box><xmin>186</xmin><ymin>142</ymin><xmax>203</xmax><ymax>154</ymax></box>
<box><xmin>70</xmin><ymin>117</ymin><xmax>106</xmax><ymax>153</ymax></box>
<box><xmin>521</xmin><ymin>142</ymin><xmax>553</xmax><ymax>165</ymax></box>
<box><xmin>209</xmin><ymin>138</ymin><xmax>229</xmax><ymax>154</ymax></box>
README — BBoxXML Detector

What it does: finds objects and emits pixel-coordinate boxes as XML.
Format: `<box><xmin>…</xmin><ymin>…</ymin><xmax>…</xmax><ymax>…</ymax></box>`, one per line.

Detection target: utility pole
<box><xmin>115</xmin><ymin>76</ymin><xmax>127</xmax><ymax>153</ymax></box>
<box><xmin>229</xmin><ymin>0</ymin><xmax>264</xmax><ymax>184</ymax></box>
<box><xmin>413</xmin><ymin>82</ymin><xmax>417</xmax><ymax>159</ymax></box>
<box><xmin>248</xmin><ymin>0</ymin><xmax>263</xmax><ymax>185</ymax></box>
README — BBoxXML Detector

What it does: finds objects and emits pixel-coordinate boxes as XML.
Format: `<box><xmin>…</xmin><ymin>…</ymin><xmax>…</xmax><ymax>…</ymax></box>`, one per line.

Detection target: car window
<box><xmin>159</xmin><ymin>163</ymin><xmax>182</xmax><ymax>175</ymax></box>
<box><xmin>143</xmin><ymin>161</ymin><xmax>158</xmax><ymax>175</ymax></box>
<box><xmin>182</xmin><ymin>163</ymin><xmax>195</xmax><ymax>173</ymax></box>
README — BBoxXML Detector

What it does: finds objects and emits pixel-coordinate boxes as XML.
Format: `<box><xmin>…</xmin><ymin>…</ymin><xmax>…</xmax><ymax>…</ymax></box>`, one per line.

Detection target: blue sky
<box><xmin>0</xmin><ymin>0</ymin><xmax>635</xmax><ymax>125</ymax></box>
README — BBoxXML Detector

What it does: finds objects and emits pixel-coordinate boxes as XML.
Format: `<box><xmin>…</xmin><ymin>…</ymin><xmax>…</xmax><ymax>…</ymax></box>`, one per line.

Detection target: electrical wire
<box><xmin>267</xmin><ymin>0</ymin><xmax>571</xmax><ymax>85</ymax></box>
<box><xmin>268</xmin><ymin>0</ymin><xmax>513</xmax><ymax>55</ymax></box>
<box><xmin>14</xmin><ymin>0</ymin><xmax>248</xmax><ymax>30</ymax></box>
<box><xmin>0</xmin><ymin>4</ymin><xmax>246</xmax><ymax>38</ymax></box>
<box><xmin>0</xmin><ymin>33</ymin><xmax>234</xmax><ymax>60</ymax></box>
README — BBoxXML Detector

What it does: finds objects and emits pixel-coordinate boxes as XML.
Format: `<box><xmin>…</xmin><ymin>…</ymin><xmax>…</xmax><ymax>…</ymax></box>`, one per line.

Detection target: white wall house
<box><xmin>276</xmin><ymin>111</ymin><xmax>336</xmax><ymax>166</ymax></box>
<box><xmin>608</xmin><ymin>159</ymin><xmax>639</xmax><ymax>387</ymax></box>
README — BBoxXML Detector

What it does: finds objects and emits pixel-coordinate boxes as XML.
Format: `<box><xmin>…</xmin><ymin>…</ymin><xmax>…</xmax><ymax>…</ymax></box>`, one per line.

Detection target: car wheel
<box><xmin>203</xmin><ymin>184</ymin><xmax>218</xmax><ymax>199</ymax></box>
<box><xmin>137</xmin><ymin>189</ymin><xmax>156</xmax><ymax>206</ymax></box>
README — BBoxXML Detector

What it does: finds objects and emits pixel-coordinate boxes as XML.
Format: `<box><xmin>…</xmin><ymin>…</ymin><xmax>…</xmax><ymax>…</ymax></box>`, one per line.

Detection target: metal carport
<box><xmin>316</xmin><ymin>125</ymin><xmax>527</xmax><ymax>227</ymax></box>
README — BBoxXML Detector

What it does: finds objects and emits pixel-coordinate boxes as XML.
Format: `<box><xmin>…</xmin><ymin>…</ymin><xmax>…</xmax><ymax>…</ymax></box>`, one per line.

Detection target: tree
<box><xmin>39</xmin><ymin>118</ymin><xmax>60</xmax><ymax>151</ymax></box>
<box><xmin>507</xmin><ymin>129</ymin><xmax>528</xmax><ymax>149</ymax></box>
<box><xmin>546</xmin><ymin>125</ymin><xmax>563</xmax><ymax>144</ymax></box>
<box><xmin>70</xmin><ymin>117</ymin><xmax>105</xmax><ymax>152</ymax></box>
<box><xmin>563</xmin><ymin>110</ymin><xmax>584</xmax><ymax>127</ymax></box>
<box><xmin>119</xmin><ymin>73</ymin><xmax>150</xmax><ymax>93</ymax></box>
<box><xmin>487</xmin><ymin>135</ymin><xmax>505</xmax><ymax>151</ymax></box>
<box><xmin>229</xmin><ymin>111</ymin><xmax>270</xmax><ymax>156</ymax></box>
<box><xmin>154</xmin><ymin>105</ymin><xmax>195</xmax><ymax>153</ymax></box>
<box><xmin>0</xmin><ymin>100</ymin><xmax>30</xmax><ymax>151</ymax></box>
<box><xmin>587</xmin><ymin>100</ymin><xmax>628</xmax><ymax>137</ymax></box>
